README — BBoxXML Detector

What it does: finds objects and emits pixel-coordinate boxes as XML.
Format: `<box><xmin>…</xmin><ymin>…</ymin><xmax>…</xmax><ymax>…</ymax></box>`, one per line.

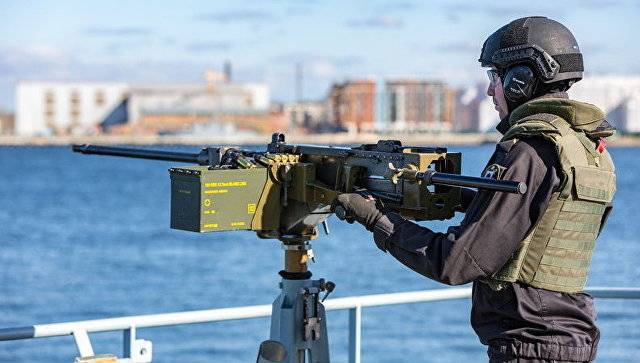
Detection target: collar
<box><xmin>496</xmin><ymin>93</ymin><xmax>569</xmax><ymax>135</ymax></box>
<box><xmin>508</xmin><ymin>93</ymin><xmax>607</xmax><ymax>131</ymax></box>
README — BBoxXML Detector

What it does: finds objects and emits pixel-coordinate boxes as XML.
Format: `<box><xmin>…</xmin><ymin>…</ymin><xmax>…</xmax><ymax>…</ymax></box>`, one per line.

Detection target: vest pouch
<box><xmin>522</xmin><ymin>165</ymin><xmax>616</xmax><ymax>293</ymax></box>
<box><xmin>572</xmin><ymin>166</ymin><xmax>616</xmax><ymax>204</ymax></box>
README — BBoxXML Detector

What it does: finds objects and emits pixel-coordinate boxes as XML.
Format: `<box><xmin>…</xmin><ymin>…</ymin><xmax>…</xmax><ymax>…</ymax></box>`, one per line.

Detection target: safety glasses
<box><xmin>487</xmin><ymin>69</ymin><xmax>501</xmax><ymax>86</ymax></box>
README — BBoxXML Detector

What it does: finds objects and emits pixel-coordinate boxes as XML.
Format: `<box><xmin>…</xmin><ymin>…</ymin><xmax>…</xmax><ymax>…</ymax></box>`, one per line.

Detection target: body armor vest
<box><xmin>487</xmin><ymin>98</ymin><xmax>616</xmax><ymax>293</ymax></box>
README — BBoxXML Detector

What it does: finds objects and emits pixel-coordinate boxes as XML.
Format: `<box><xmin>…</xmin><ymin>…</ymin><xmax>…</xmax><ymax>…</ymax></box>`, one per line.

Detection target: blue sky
<box><xmin>1</xmin><ymin>0</ymin><xmax>639</xmax><ymax>110</ymax></box>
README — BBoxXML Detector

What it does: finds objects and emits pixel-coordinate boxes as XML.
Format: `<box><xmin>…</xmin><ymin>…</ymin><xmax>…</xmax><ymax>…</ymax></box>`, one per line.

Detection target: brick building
<box><xmin>383</xmin><ymin>79</ymin><xmax>456</xmax><ymax>131</ymax></box>
<box><xmin>328</xmin><ymin>80</ymin><xmax>376</xmax><ymax>132</ymax></box>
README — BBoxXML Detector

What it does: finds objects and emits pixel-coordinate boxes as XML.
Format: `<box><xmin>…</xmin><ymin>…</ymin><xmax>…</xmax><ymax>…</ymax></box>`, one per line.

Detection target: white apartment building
<box><xmin>16</xmin><ymin>82</ymin><xmax>129</xmax><ymax>136</ymax></box>
<box><xmin>15</xmin><ymin>81</ymin><xmax>270</xmax><ymax>136</ymax></box>
<box><xmin>569</xmin><ymin>75</ymin><xmax>640</xmax><ymax>132</ymax></box>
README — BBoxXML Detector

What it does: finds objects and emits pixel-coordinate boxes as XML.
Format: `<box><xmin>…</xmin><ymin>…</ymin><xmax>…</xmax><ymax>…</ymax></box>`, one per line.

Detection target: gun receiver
<box><xmin>73</xmin><ymin>133</ymin><xmax>525</xmax><ymax>241</ymax></box>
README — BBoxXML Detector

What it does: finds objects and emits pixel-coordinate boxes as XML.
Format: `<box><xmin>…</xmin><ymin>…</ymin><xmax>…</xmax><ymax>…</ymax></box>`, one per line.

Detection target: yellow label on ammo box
<box><xmin>247</xmin><ymin>203</ymin><xmax>257</xmax><ymax>214</ymax></box>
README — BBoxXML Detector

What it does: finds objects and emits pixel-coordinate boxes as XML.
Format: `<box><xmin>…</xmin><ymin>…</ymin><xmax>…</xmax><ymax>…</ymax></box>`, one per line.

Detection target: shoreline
<box><xmin>1</xmin><ymin>133</ymin><xmax>640</xmax><ymax>147</ymax></box>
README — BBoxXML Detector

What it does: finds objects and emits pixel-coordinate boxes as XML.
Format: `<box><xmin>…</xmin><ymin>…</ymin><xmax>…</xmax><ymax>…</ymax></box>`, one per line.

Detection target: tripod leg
<box><xmin>307</xmin><ymin>302</ymin><xmax>330</xmax><ymax>363</ymax></box>
<box><xmin>268</xmin><ymin>278</ymin><xmax>331</xmax><ymax>363</ymax></box>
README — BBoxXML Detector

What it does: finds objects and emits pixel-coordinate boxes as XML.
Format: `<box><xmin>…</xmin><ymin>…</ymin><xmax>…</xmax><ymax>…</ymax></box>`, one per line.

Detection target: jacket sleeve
<box><xmin>372</xmin><ymin>139</ymin><xmax>561</xmax><ymax>285</ymax></box>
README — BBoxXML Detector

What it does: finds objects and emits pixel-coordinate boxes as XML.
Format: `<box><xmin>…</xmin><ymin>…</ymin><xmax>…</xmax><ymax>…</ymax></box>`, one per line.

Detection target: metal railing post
<box><xmin>348</xmin><ymin>305</ymin><xmax>362</xmax><ymax>363</ymax></box>
<box><xmin>72</xmin><ymin>328</ymin><xmax>94</xmax><ymax>358</ymax></box>
<box><xmin>123</xmin><ymin>325</ymin><xmax>136</xmax><ymax>358</ymax></box>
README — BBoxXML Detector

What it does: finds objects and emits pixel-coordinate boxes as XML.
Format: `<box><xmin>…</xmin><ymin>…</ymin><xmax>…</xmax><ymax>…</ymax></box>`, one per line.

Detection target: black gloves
<box><xmin>332</xmin><ymin>193</ymin><xmax>383</xmax><ymax>231</ymax></box>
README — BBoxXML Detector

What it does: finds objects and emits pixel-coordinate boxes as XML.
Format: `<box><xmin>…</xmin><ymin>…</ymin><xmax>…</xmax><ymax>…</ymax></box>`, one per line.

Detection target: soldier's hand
<box><xmin>331</xmin><ymin>193</ymin><xmax>383</xmax><ymax>231</ymax></box>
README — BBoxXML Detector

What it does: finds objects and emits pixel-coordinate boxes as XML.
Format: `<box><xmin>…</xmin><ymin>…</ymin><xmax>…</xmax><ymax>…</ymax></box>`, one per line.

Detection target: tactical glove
<box><xmin>332</xmin><ymin>193</ymin><xmax>383</xmax><ymax>231</ymax></box>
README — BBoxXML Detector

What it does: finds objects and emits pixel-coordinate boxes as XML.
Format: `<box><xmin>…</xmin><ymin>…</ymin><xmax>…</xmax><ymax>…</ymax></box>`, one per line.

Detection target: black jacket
<box><xmin>372</xmin><ymin>137</ymin><xmax>599</xmax><ymax>361</ymax></box>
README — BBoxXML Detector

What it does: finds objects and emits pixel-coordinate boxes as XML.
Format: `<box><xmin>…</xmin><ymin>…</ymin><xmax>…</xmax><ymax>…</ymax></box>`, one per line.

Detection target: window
<box><xmin>95</xmin><ymin>90</ymin><xmax>105</xmax><ymax>106</ymax></box>
<box><xmin>44</xmin><ymin>90</ymin><xmax>55</xmax><ymax>123</ymax></box>
<box><xmin>45</xmin><ymin>91</ymin><xmax>55</xmax><ymax>104</ymax></box>
<box><xmin>389</xmin><ymin>92</ymin><xmax>397</xmax><ymax>123</ymax></box>
<box><xmin>70</xmin><ymin>91</ymin><xmax>80</xmax><ymax>105</ymax></box>
<box><xmin>70</xmin><ymin>90</ymin><xmax>81</xmax><ymax>123</ymax></box>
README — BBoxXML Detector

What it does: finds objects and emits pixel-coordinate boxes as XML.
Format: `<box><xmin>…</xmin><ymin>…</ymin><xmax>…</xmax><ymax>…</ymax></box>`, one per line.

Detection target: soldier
<box><xmin>333</xmin><ymin>16</ymin><xmax>616</xmax><ymax>363</ymax></box>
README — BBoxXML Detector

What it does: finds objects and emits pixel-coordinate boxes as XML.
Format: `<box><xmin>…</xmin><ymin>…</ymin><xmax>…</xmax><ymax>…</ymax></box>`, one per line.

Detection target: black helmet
<box><xmin>479</xmin><ymin>16</ymin><xmax>583</xmax><ymax>84</ymax></box>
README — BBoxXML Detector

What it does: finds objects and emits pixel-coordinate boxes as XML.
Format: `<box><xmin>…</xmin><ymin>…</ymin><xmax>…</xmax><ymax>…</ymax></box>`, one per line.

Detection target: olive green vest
<box><xmin>486</xmin><ymin>98</ymin><xmax>616</xmax><ymax>293</ymax></box>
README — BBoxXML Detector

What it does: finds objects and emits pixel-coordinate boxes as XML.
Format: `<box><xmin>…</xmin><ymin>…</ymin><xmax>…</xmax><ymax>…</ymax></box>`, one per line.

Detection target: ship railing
<box><xmin>1</xmin><ymin>286</ymin><xmax>639</xmax><ymax>363</ymax></box>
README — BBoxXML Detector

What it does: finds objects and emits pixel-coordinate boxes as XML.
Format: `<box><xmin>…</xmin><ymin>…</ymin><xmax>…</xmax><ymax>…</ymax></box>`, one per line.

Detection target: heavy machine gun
<box><xmin>72</xmin><ymin>133</ymin><xmax>525</xmax><ymax>363</ymax></box>
<box><xmin>73</xmin><ymin>133</ymin><xmax>524</xmax><ymax>240</ymax></box>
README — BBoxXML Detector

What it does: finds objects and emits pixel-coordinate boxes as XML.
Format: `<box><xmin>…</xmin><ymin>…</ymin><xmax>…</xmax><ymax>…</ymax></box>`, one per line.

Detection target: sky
<box><xmin>1</xmin><ymin>0</ymin><xmax>639</xmax><ymax>111</ymax></box>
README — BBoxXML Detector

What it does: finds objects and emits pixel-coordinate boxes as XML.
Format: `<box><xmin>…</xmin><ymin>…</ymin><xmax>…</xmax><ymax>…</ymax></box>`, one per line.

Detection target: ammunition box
<box><xmin>169</xmin><ymin>166</ymin><xmax>268</xmax><ymax>232</ymax></box>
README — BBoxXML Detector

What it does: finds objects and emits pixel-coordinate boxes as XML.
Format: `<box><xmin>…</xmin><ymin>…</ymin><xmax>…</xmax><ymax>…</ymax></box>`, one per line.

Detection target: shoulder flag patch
<box><xmin>481</xmin><ymin>164</ymin><xmax>505</xmax><ymax>180</ymax></box>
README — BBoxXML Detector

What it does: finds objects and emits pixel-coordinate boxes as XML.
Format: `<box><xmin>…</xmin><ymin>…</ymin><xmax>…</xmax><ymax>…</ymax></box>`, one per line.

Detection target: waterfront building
<box><xmin>105</xmin><ymin>82</ymin><xmax>273</xmax><ymax>135</ymax></box>
<box><xmin>284</xmin><ymin>100</ymin><xmax>330</xmax><ymax>133</ymax></box>
<box><xmin>383</xmin><ymin>79</ymin><xmax>456</xmax><ymax>132</ymax></box>
<box><xmin>328</xmin><ymin>80</ymin><xmax>377</xmax><ymax>132</ymax></box>
<box><xmin>15</xmin><ymin>78</ymin><xmax>277</xmax><ymax>136</ymax></box>
<box><xmin>15</xmin><ymin>82</ymin><xmax>128</xmax><ymax>136</ymax></box>
<box><xmin>0</xmin><ymin>110</ymin><xmax>14</xmax><ymax>135</ymax></box>
<box><xmin>327</xmin><ymin>79</ymin><xmax>457</xmax><ymax>133</ymax></box>
<box><xmin>453</xmin><ymin>83</ymin><xmax>499</xmax><ymax>133</ymax></box>
<box><xmin>569</xmin><ymin>75</ymin><xmax>640</xmax><ymax>133</ymax></box>
<box><xmin>452</xmin><ymin>85</ymin><xmax>480</xmax><ymax>132</ymax></box>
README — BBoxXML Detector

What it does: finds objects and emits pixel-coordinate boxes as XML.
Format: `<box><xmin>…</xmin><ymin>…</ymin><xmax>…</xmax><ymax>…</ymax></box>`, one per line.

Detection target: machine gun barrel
<box><xmin>389</xmin><ymin>164</ymin><xmax>526</xmax><ymax>194</ymax></box>
<box><xmin>425</xmin><ymin>171</ymin><xmax>526</xmax><ymax>194</ymax></box>
<box><xmin>72</xmin><ymin>144</ymin><xmax>206</xmax><ymax>165</ymax></box>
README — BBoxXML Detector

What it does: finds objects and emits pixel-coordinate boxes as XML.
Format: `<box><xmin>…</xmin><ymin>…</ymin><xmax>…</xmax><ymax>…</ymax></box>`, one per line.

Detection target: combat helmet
<box><xmin>479</xmin><ymin>16</ymin><xmax>583</xmax><ymax>85</ymax></box>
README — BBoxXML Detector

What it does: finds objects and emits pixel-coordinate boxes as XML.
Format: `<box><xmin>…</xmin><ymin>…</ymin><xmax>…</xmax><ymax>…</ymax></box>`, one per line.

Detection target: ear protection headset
<box><xmin>502</xmin><ymin>64</ymin><xmax>538</xmax><ymax>103</ymax></box>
